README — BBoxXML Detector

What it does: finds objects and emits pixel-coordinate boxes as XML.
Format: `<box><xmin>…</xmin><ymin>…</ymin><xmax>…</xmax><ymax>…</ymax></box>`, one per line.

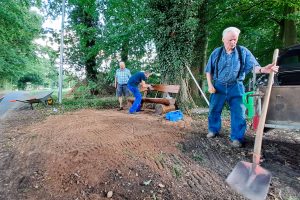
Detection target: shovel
<box><xmin>226</xmin><ymin>49</ymin><xmax>279</xmax><ymax>200</ymax></box>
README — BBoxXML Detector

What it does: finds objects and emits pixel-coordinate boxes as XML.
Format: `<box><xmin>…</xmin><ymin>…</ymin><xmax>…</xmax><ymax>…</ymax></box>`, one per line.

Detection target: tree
<box><xmin>100</xmin><ymin>0</ymin><xmax>152</xmax><ymax>71</ymax></box>
<box><xmin>148</xmin><ymin>0</ymin><xmax>203</xmax><ymax>108</ymax></box>
<box><xmin>277</xmin><ymin>1</ymin><xmax>299</xmax><ymax>47</ymax></box>
<box><xmin>190</xmin><ymin>0</ymin><xmax>209</xmax><ymax>99</ymax></box>
<box><xmin>205</xmin><ymin>0</ymin><xmax>300</xmax><ymax>66</ymax></box>
<box><xmin>17</xmin><ymin>73</ymin><xmax>43</xmax><ymax>90</ymax></box>
<box><xmin>0</xmin><ymin>0</ymin><xmax>42</xmax><ymax>87</ymax></box>
<box><xmin>47</xmin><ymin>0</ymin><xmax>153</xmax><ymax>94</ymax></box>
<box><xmin>46</xmin><ymin>0</ymin><xmax>102</xmax><ymax>94</ymax></box>
<box><xmin>68</xmin><ymin>0</ymin><xmax>100</xmax><ymax>85</ymax></box>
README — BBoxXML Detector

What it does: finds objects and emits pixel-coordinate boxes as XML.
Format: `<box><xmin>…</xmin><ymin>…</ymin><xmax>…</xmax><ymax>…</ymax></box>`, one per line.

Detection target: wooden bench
<box><xmin>127</xmin><ymin>84</ymin><xmax>180</xmax><ymax>115</ymax></box>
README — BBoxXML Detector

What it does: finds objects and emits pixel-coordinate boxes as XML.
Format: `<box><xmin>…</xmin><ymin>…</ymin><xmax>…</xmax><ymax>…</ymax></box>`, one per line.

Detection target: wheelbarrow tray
<box><xmin>11</xmin><ymin>91</ymin><xmax>53</xmax><ymax>109</ymax></box>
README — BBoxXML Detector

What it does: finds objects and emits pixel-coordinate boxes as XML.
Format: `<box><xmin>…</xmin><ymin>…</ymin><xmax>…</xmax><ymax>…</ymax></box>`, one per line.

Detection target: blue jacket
<box><xmin>128</xmin><ymin>72</ymin><xmax>147</xmax><ymax>87</ymax></box>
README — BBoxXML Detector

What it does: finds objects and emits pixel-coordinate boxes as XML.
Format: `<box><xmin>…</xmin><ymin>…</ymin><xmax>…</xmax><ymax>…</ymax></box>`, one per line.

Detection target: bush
<box><xmin>17</xmin><ymin>73</ymin><xmax>43</xmax><ymax>90</ymax></box>
<box><xmin>69</xmin><ymin>80</ymin><xmax>115</xmax><ymax>99</ymax></box>
<box><xmin>61</xmin><ymin>96</ymin><xmax>119</xmax><ymax>111</ymax></box>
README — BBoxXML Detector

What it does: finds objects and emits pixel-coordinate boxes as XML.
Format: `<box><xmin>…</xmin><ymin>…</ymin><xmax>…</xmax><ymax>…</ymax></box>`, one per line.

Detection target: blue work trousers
<box><xmin>127</xmin><ymin>84</ymin><xmax>142</xmax><ymax>113</ymax></box>
<box><xmin>208</xmin><ymin>81</ymin><xmax>246</xmax><ymax>142</ymax></box>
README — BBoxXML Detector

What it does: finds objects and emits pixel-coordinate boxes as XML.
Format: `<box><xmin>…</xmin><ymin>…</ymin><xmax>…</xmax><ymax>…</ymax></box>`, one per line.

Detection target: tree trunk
<box><xmin>85</xmin><ymin>38</ymin><xmax>99</xmax><ymax>94</ymax></box>
<box><xmin>281</xmin><ymin>5</ymin><xmax>297</xmax><ymax>47</ymax></box>
<box><xmin>190</xmin><ymin>0</ymin><xmax>208</xmax><ymax>100</ymax></box>
<box><xmin>121</xmin><ymin>38</ymin><xmax>129</xmax><ymax>62</ymax></box>
<box><xmin>82</xmin><ymin>12</ymin><xmax>99</xmax><ymax>95</ymax></box>
<box><xmin>179</xmin><ymin>67</ymin><xmax>195</xmax><ymax>111</ymax></box>
<box><xmin>85</xmin><ymin>38</ymin><xmax>98</xmax><ymax>82</ymax></box>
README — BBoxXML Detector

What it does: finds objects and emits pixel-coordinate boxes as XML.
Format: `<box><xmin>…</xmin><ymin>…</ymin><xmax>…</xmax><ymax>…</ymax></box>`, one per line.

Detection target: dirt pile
<box><xmin>0</xmin><ymin>108</ymin><xmax>299</xmax><ymax>200</ymax></box>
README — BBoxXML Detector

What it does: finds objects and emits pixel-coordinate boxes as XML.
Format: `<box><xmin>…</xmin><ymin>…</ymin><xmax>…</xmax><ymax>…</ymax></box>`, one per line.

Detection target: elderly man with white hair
<box><xmin>115</xmin><ymin>61</ymin><xmax>131</xmax><ymax>110</ymax></box>
<box><xmin>205</xmin><ymin>27</ymin><xmax>279</xmax><ymax>147</ymax></box>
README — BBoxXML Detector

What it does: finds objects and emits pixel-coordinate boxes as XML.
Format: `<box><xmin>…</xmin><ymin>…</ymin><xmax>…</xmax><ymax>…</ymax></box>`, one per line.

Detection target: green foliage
<box><xmin>172</xmin><ymin>164</ymin><xmax>183</xmax><ymax>179</ymax></box>
<box><xmin>155</xmin><ymin>152</ymin><xmax>166</xmax><ymax>164</ymax></box>
<box><xmin>62</xmin><ymin>96</ymin><xmax>119</xmax><ymax>111</ymax></box>
<box><xmin>97</xmin><ymin>0</ymin><xmax>156</xmax><ymax>87</ymax></box>
<box><xmin>287</xmin><ymin>197</ymin><xmax>299</xmax><ymax>200</ymax></box>
<box><xmin>65</xmin><ymin>0</ymin><xmax>100</xmax><ymax>82</ymax></box>
<box><xmin>0</xmin><ymin>0</ymin><xmax>42</xmax><ymax>83</ymax></box>
<box><xmin>206</xmin><ymin>0</ymin><xmax>300</xmax><ymax>65</ymax></box>
<box><xmin>176</xmin><ymin>143</ymin><xmax>185</xmax><ymax>153</ymax></box>
<box><xmin>101</xmin><ymin>0</ymin><xmax>152</xmax><ymax>60</ymax></box>
<box><xmin>17</xmin><ymin>73</ymin><xmax>43</xmax><ymax>90</ymax></box>
<box><xmin>148</xmin><ymin>0</ymin><xmax>202</xmax><ymax>82</ymax></box>
<box><xmin>192</xmin><ymin>152</ymin><xmax>203</xmax><ymax>162</ymax></box>
<box><xmin>71</xmin><ymin>79</ymin><xmax>114</xmax><ymax>99</ymax></box>
<box><xmin>42</xmin><ymin>0</ymin><xmax>299</xmax><ymax>102</ymax></box>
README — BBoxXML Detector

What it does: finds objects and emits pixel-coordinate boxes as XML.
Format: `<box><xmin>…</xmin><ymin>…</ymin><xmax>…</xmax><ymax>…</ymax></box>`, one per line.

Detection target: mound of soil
<box><xmin>0</xmin><ymin>108</ymin><xmax>299</xmax><ymax>200</ymax></box>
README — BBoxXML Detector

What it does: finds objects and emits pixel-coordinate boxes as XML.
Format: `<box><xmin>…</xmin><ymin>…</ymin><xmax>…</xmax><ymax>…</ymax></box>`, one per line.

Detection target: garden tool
<box><xmin>226</xmin><ymin>49</ymin><xmax>279</xmax><ymax>200</ymax></box>
<box><xmin>185</xmin><ymin>64</ymin><xmax>209</xmax><ymax>106</ymax></box>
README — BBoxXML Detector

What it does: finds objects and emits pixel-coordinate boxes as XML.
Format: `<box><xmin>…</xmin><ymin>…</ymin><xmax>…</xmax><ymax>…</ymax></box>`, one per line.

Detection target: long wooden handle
<box><xmin>253</xmin><ymin>49</ymin><xmax>279</xmax><ymax>165</ymax></box>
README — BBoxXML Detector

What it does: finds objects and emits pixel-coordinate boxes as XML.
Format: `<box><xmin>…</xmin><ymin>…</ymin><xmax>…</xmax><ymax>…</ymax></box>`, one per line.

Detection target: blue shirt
<box><xmin>115</xmin><ymin>68</ymin><xmax>131</xmax><ymax>85</ymax></box>
<box><xmin>205</xmin><ymin>46</ymin><xmax>260</xmax><ymax>84</ymax></box>
<box><xmin>128</xmin><ymin>72</ymin><xmax>147</xmax><ymax>87</ymax></box>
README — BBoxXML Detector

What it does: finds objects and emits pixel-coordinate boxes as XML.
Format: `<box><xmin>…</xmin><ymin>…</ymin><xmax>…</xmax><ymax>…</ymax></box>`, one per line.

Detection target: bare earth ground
<box><xmin>0</xmin><ymin>108</ymin><xmax>299</xmax><ymax>200</ymax></box>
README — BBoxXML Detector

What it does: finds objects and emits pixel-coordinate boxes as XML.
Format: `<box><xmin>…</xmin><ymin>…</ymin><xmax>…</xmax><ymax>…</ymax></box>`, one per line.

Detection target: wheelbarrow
<box><xmin>10</xmin><ymin>91</ymin><xmax>54</xmax><ymax>110</ymax></box>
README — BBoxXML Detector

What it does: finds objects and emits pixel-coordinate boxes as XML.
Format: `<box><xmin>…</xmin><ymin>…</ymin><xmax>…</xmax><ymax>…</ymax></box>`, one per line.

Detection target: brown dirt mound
<box><xmin>0</xmin><ymin>109</ymin><xmax>299</xmax><ymax>200</ymax></box>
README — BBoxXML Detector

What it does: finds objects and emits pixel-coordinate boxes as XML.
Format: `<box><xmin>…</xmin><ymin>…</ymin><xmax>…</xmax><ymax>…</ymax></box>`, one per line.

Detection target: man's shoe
<box><xmin>231</xmin><ymin>140</ymin><xmax>242</xmax><ymax>148</ymax></box>
<box><xmin>206</xmin><ymin>132</ymin><xmax>216</xmax><ymax>138</ymax></box>
<box><xmin>117</xmin><ymin>107</ymin><xmax>124</xmax><ymax>111</ymax></box>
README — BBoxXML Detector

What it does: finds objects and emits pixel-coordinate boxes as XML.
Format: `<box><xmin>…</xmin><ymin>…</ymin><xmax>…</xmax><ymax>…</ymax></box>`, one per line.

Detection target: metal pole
<box><xmin>185</xmin><ymin>64</ymin><xmax>210</xmax><ymax>106</ymax></box>
<box><xmin>58</xmin><ymin>0</ymin><xmax>66</xmax><ymax>104</ymax></box>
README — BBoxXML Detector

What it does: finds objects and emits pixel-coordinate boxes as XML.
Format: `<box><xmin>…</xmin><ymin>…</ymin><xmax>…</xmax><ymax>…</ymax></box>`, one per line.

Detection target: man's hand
<box><xmin>262</xmin><ymin>63</ymin><xmax>279</xmax><ymax>73</ymax></box>
<box><xmin>147</xmin><ymin>84</ymin><xmax>154</xmax><ymax>90</ymax></box>
<box><xmin>146</xmin><ymin>84</ymin><xmax>153</xmax><ymax>93</ymax></box>
<box><xmin>206</xmin><ymin>73</ymin><xmax>216</xmax><ymax>94</ymax></box>
<box><xmin>208</xmin><ymin>85</ymin><xmax>216</xmax><ymax>94</ymax></box>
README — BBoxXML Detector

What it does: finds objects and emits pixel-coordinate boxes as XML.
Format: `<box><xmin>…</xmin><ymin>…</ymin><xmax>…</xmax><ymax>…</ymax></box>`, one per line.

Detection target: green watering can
<box><xmin>243</xmin><ymin>91</ymin><xmax>255</xmax><ymax>119</ymax></box>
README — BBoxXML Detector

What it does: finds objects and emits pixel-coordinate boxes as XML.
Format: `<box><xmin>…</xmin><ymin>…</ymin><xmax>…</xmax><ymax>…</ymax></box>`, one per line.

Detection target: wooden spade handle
<box><xmin>253</xmin><ymin>49</ymin><xmax>279</xmax><ymax>165</ymax></box>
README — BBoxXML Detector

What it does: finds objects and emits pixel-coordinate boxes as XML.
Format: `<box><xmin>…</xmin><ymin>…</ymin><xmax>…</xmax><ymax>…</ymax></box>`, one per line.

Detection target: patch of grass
<box><xmin>287</xmin><ymin>197</ymin><xmax>299</xmax><ymax>200</ymax></box>
<box><xmin>152</xmin><ymin>193</ymin><xmax>157</xmax><ymax>200</ymax></box>
<box><xmin>155</xmin><ymin>152</ymin><xmax>166</xmax><ymax>164</ymax></box>
<box><xmin>192</xmin><ymin>152</ymin><xmax>203</xmax><ymax>162</ymax></box>
<box><xmin>175</xmin><ymin>143</ymin><xmax>185</xmax><ymax>153</ymax></box>
<box><xmin>59</xmin><ymin>96</ymin><xmax>119</xmax><ymax>111</ymax></box>
<box><xmin>30</xmin><ymin>134</ymin><xmax>38</xmax><ymax>139</ymax></box>
<box><xmin>3</xmin><ymin>141</ymin><xmax>13</xmax><ymax>149</ymax></box>
<box><xmin>124</xmin><ymin>149</ymin><xmax>136</xmax><ymax>159</ymax></box>
<box><xmin>172</xmin><ymin>164</ymin><xmax>183</xmax><ymax>179</ymax></box>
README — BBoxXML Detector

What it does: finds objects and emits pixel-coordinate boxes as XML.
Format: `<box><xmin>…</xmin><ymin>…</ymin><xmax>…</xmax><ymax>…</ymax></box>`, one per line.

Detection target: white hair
<box><xmin>222</xmin><ymin>27</ymin><xmax>240</xmax><ymax>38</ymax></box>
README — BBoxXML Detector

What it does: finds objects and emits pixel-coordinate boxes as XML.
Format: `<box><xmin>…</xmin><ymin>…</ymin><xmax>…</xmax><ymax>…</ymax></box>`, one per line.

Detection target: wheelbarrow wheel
<box><xmin>47</xmin><ymin>98</ymin><xmax>54</xmax><ymax>105</ymax></box>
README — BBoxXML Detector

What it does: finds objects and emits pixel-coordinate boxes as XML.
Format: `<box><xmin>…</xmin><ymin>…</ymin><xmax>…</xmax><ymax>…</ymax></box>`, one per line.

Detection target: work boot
<box><xmin>117</xmin><ymin>107</ymin><xmax>124</xmax><ymax>111</ymax></box>
<box><xmin>206</xmin><ymin>132</ymin><xmax>216</xmax><ymax>138</ymax></box>
<box><xmin>231</xmin><ymin>140</ymin><xmax>242</xmax><ymax>148</ymax></box>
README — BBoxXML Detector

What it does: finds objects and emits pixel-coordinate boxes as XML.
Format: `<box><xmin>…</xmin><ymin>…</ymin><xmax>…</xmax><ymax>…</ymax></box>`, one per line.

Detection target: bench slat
<box><xmin>140</xmin><ymin>84</ymin><xmax>180</xmax><ymax>93</ymax></box>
